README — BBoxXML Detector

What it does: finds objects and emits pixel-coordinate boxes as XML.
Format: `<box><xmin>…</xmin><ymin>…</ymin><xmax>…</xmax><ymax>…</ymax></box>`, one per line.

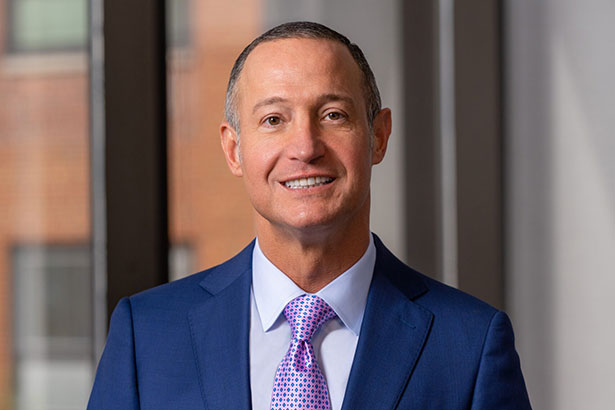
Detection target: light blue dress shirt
<box><xmin>249</xmin><ymin>234</ymin><xmax>376</xmax><ymax>410</ymax></box>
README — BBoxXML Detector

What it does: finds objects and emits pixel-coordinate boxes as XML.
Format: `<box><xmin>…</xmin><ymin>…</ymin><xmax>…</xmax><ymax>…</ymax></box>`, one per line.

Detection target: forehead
<box><xmin>237</xmin><ymin>38</ymin><xmax>364</xmax><ymax>107</ymax></box>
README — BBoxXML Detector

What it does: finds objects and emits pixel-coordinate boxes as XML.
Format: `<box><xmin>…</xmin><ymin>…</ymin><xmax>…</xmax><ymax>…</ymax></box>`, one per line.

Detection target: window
<box><xmin>5</xmin><ymin>0</ymin><xmax>190</xmax><ymax>55</ymax></box>
<box><xmin>6</xmin><ymin>0</ymin><xmax>87</xmax><ymax>53</ymax></box>
<box><xmin>12</xmin><ymin>244</ymin><xmax>92</xmax><ymax>410</ymax></box>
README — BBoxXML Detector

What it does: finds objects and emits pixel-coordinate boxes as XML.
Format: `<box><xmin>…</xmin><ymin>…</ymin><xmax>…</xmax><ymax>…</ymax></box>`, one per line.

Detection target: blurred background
<box><xmin>0</xmin><ymin>0</ymin><xmax>613</xmax><ymax>409</ymax></box>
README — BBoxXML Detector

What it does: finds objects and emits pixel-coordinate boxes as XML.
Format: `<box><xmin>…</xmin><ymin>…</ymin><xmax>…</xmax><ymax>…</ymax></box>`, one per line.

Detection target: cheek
<box><xmin>240</xmin><ymin>140</ymin><xmax>280</xmax><ymax>182</ymax></box>
<box><xmin>339</xmin><ymin>142</ymin><xmax>372</xmax><ymax>174</ymax></box>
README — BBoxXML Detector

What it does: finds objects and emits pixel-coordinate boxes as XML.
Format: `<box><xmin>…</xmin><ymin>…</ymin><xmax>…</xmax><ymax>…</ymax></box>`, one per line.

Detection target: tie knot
<box><xmin>283</xmin><ymin>294</ymin><xmax>336</xmax><ymax>341</ymax></box>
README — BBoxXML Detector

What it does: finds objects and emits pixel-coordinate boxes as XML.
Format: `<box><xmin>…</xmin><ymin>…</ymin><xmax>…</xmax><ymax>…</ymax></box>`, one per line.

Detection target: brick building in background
<box><xmin>0</xmin><ymin>0</ymin><xmax>259</xmax><ymax>408</ymax></box>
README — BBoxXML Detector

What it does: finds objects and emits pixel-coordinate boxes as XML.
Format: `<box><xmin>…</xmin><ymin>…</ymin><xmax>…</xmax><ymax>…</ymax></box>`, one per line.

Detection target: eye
<box><xmin>324</xmin><ymin>111</ymin><xmax>345</xmax><ymax>121</ymax></box>
<box><xmin>264</xmin><ymin>116</ymin><xmax>281</xmax><ymax>126</ymax></box>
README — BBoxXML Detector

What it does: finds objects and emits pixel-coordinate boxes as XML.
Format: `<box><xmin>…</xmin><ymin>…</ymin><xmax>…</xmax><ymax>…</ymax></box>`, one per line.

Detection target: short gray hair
<box><xmin>224</xmin><ymin>21</ymin><xmax>382</xmax><ymax>135</ymax></box>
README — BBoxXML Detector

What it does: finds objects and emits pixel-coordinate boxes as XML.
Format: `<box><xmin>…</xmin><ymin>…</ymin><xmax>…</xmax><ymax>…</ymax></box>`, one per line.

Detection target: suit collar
<box><xmin>189</xmin><ymin>241</ymin><xmax>255</xmax><ymax>410</ymax></box>
<box><xmin>370</xmin><ymin>234</ymin><xmax>429</xmax><ymax>301</ymax></box>
<box><xmin>198</xmin><ymin>240</ymin><xmax>255</xmax><ymax>295</ymax></box>
<box><xmin>341</xmin><ymin>235</ymin><xmax>433</xmax><ymax>410</ymax></box>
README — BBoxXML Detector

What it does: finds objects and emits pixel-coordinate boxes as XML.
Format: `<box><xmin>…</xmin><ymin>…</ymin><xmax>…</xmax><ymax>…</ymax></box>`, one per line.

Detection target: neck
<box><xmin>256</xmin><ymin>217</ymin><xmax>371</xmax><ymax>293</ymax></box>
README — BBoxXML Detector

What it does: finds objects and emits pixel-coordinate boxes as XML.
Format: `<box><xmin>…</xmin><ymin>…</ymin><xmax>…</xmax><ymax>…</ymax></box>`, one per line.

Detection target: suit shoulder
<box><xmin>399</xmin><ymin>269</ymin><xmax>506</xmax><ymax>360</ymax></box>
<box><xmin>417</xmin><ymin>272</ymin><xmax>498</xmax><ymax>318</ymax></box>
<box><xmin>124</xmin><ymin>267</ymin><xmax>210</xmax><ymax>317</ymax></box>
<box><xmin>373</xmin><ymin>234</ymin><xmax>497</xmax><ymax>319</ymax></box>
<box><xmin>127</xmin><ymin>240</ymin><xmax>255</xmax><ymax>313</ymax></box>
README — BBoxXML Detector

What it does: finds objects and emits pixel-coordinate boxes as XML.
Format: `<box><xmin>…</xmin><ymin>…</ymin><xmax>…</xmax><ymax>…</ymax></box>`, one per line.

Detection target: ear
<box><xmin>371</xmin><ymin>108</ymin><xmax>392</xmax><ymax>165</ymax></box>
<box><xmin>220</xmin><ymin>122</ymin><xmax>243</xmax><ymax>177</ymax></box>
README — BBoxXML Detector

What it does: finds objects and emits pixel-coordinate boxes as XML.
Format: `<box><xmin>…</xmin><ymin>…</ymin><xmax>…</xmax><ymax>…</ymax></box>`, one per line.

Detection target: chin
<box><xmin>280</xmin><ymin>210</ymin><xmax>355</xmax><ymax>236</ymax></box>
<box><xmin>255</xmin><ymin>201</ymin><xmax>363</xmax><ymax>236</ymax></box>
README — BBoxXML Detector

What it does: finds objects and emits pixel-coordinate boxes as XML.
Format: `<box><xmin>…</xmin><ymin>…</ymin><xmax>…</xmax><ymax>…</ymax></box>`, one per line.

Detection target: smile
<box><xmin>283</xmin><ymin>176</ymin><xmax>334</xmax><ymax>189</ymax></box>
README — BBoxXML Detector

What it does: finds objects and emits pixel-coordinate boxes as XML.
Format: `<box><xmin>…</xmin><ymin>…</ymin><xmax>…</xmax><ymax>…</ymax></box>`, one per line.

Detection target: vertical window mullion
<box><xmin>98</xmin><ymin>0</ymin><xmax>169</xmax><ymax>325</ymax></box>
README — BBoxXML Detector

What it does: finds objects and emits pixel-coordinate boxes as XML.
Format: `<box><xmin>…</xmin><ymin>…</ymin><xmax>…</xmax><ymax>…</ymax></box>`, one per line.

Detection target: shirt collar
<box><xmin>252</xmin><ymin>234</ymin><xmax>376</xmax><ymax>336</ymax></box>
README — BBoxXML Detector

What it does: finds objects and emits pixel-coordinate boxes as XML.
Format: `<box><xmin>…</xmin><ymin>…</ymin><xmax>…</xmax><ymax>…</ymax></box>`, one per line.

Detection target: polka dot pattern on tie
<box><xmin>270</xmin><ymin>294</ymin><xmax>336</xmax><ymax>410</ymax></box>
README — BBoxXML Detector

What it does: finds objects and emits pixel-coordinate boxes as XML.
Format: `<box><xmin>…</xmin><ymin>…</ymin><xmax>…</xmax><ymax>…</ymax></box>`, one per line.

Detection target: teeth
<box><xmin>284</xmin><ymin>176</ymin><xmax>333</xmax><ymax>189</ymax></box>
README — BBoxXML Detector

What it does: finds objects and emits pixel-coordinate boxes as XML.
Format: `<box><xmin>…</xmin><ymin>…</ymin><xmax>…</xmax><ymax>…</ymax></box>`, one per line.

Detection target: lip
<box><xmin>280</xmin><ymin>173</ymin><xmax>336</xmax><ymax>184</ymax></box>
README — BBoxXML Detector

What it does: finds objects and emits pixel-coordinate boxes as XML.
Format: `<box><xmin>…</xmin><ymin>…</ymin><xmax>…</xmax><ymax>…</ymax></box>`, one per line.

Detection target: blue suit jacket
<box><xmin>88</xmin><ymin>236</ymin><xmax>531</xmax><ymax>409</ymax></box>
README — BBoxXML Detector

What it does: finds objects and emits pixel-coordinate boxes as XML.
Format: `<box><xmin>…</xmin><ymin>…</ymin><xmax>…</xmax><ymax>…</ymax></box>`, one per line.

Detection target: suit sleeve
<box><xmin>87</xmin><ymin>297</ymin><xmax>140</xmax><ymax>410</ymax></box>
<box><xmin>470</xmin><ymin>311</ymin><xmax>532</xmax><ymax>409</ymax></box>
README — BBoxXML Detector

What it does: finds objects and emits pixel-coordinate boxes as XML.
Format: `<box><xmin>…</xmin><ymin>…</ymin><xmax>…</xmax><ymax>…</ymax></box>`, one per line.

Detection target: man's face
<box><xmin>221</xmin><ymin>38</ymin><xmax>390</xmax><ymax>237</ymax></box>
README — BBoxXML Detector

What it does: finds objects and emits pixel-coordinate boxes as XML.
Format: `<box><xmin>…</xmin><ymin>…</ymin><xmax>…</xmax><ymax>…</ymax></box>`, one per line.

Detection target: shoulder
<box><xmin>418</xmin><ymin>273</ymin><xmax>498</xmax><ymax>322</ymax></box>
<box><xmin>369</xmin><ymin>236</ymin><xmax>530</xmax><ymax>408</ymax></box>
<box><xmin>373</xmin><ymin>234</ymin><xmax>500</xmax><ymax>329</ymax></box>
<box><xmin>123</xmin><ymin>240</ymin><xmax>255</xmax><ymax>318</ymax></box>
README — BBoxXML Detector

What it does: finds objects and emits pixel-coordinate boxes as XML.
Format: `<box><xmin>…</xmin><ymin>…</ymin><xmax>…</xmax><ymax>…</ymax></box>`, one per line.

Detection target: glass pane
<box><xmin>168</xmin><ymin>0</ymin><xmax>190</xmax><ymax>49</ymax></box>
<box><xmin>0</xmin><ymin>0</ymin><xmax>93</xmax><ymax>408</ymax></box>
<box><xmin>13</xmin><ymin>246</ymin><xmax>92</xmax><ymax>409</ymax></box>
<box><xmin>9</xmin><ymin>0</ymin><xmax>87</xmax><ymax>53</ymax></box>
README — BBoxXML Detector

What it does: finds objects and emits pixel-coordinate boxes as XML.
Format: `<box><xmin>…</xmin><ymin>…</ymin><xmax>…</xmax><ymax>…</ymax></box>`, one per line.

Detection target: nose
<box><xmin>286</xmin><ymin>115</ymin><xmax>325</xmax><ymax>163</ymax></box>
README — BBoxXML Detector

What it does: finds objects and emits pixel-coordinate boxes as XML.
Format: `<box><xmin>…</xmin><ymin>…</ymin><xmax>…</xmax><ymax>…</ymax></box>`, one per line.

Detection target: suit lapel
<box><xmin>188</xmin><ymin>243</ymin><xmax>254</xmax><ymax>410</ymax></box>
<box><xmin>341</xmin><ymin>237</ymin><xmax>434</xmax><ymax>410</ymax></box>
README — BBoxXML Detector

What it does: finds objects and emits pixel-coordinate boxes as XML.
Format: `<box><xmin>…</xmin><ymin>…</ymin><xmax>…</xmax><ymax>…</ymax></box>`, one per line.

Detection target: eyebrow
<box><xmin>252</xmin><ymin>96</ymin><xmax>289</xmax><ymax>114</ymax></box>
<box><xmin>315</xmin><ymin>93</ymin><xmax>355</xmax><ymax>107</ymax></box>
<box><xmin>251</xmin><ymin>93</ymin><xmax>355</xmax><ymax>114</ymax></box>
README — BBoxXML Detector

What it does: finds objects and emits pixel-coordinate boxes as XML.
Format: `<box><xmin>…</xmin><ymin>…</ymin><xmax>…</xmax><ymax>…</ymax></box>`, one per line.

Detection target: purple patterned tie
<box><xmin>270</xmin><ymin>294</ymin><xmax>337</xmax><ymax>410</ymax></box>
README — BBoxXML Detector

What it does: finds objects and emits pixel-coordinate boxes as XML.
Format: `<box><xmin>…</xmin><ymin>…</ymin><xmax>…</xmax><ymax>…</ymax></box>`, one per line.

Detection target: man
<box><xmin>88</xmin><ymin>22</ymin><xmax>531</xmax><ymax>410</ymax></box>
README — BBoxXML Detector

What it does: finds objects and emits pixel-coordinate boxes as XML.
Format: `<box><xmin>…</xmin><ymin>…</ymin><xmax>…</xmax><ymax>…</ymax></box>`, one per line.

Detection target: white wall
<box><xmin>505</xmin><ymin>1</ymin><xmax>615</xmax><ymax>409</ymax></box>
